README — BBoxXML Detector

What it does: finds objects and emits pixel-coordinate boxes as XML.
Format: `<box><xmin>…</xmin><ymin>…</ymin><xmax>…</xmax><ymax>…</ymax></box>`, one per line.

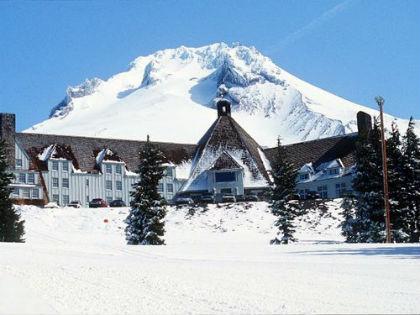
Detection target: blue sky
<box><xmin>1</xmin><ymin>0</ymin><xmax>419</xmax><ymax>131</ymax></box>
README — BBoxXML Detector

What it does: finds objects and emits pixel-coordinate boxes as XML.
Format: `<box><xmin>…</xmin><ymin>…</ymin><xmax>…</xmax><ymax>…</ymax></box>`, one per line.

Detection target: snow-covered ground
<box><xmin>1</xmin><ymin>201</ymin><xmax>419</xmax><ymax>314</ymax></box>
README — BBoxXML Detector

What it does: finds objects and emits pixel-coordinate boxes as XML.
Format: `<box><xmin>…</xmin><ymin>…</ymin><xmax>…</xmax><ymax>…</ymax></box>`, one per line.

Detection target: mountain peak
<box><xmin>27</xmin><ymin>43</ymin><xmax>417</xmax><ymax>146</ymax></box>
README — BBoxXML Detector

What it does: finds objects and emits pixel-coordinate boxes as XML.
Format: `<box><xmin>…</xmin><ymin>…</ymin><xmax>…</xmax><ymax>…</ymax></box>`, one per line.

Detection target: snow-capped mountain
<box><xmin>26</xmin><ymin>43</ymin><xmax>417</xmax><ymax>146</ymax></box>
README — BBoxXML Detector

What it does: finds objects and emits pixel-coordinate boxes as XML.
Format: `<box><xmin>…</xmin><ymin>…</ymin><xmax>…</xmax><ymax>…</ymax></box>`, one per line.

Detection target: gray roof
<box><xmin>263</xmin><ymin>133</ymin><xmax>358</xmax><ymax>170</ymax></box>
<box><xmin>16</xmin><ymin>132</ymin><xmax>196</xmax><ymax>173</ymax></box>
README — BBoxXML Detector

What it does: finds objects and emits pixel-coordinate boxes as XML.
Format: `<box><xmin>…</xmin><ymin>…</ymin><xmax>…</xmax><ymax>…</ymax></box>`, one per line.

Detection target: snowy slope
<box><xmin>26</xmin><ymin>43</ymin><xmax>418</xmax><ymax>146</ymax></box>
<box><xmin>1</xmin><ymin>203</ymin><xmax>420</xmax><ymax>314</ymax></box>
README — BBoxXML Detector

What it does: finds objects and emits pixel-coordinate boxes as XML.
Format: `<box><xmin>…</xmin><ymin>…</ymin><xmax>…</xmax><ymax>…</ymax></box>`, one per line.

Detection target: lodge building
<box><xmin>0</xmin><ymin>99</ymin><xmax>371</xmax><ymax>206</ymax></box>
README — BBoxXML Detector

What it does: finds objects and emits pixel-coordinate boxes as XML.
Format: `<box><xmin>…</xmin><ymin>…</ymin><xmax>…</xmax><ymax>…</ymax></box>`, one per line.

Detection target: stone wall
<box><xmin>0</xmin><ymin>113</ymin><xmax>16</xmax><ymax>169</ymax></box>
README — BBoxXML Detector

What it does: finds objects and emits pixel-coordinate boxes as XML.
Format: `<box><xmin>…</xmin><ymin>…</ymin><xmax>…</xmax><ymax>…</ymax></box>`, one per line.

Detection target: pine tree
<box><xmin>125</xmin><ymin>136</ymin><xmax>167</xmax><ymax>245</ymax></box>
<box><xmin>0</xmin><ymin>140</ymin><xmax>25</xmax><ymax>242</ymax></box>
<box><xmin>401</xmin><ymin>117</ymin><xmax>420</xmax><ymax>242</ymax></box>
<box><xmin>351</xmin><ymin>119</ymin><xmax>386</xmax><ymax>242</ymax></box>
<box><xmin>269</xmin><ymin>138</ymin><xmax>299</xmax><ymax>245</ymax></box>
<box><xmin>340</xmin><ymin>193</ymin><xmax>357</xmax><ymax>243</ymax></box>
<box><xmin>386</xmin><ymin>122</ymin><xmax>409</xmax><ymax>242</ymax></box>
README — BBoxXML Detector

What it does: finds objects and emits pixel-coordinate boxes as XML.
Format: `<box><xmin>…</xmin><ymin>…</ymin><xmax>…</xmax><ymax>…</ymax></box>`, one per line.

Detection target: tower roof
<box><xmin>181</xmin><ymin>100</ymin><xmax>271</xmax><ymax>192</ymax></box>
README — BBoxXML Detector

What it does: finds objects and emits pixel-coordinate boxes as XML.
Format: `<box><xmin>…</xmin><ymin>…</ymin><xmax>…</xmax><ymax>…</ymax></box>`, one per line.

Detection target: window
<box><xmin>86</xmin><ymin>179</ymin><xmax>89</xmax><ymax>186</ymax></box>
<box><xmin>32</xmin><ymin>189</ymin><xmax>39</xmax><ymax>199</ymax></box>
<box><xmin>317</xmin><ymin>185</ymin><xmax>328</xmax><ymax>199</ymax></box>
<box><xmin>215</xmin><ymin>172</ymin><xmax>236</xmax><ymax>183</ymax></box>
<box><xmin>106</xmin><ymin>180</ymin><xmax>113</xmax><ymax>190</ymax></box>
<box><xmin>220</xmin><ymin>188</ymin><xmax>232</xmax><ymax>194</ymax></box>
<box><xmin>52</xmin><ymin>161</ymin><xmax>59</xmax><ymax>171</ymax></box>
<box><xmin>158</xmin><ymin>183</ymin><xmax>164</xmax><ymax>192</ymax></box>
<box><xmin>62</xmin><ymin>161</ymin><xmax>69</xmax><ymax>171</ymax></box>
<box><xmin>166</xmin><ymin>168</ymin><xmax>173</xmax><ymax>177</ymax></box>
<box><xmin>12</xmin><ymin>187</ymin><xmax>19</xmax><ymax>196</ymax></box>
<box><xmin>167</xmin><ymin>183</ymin><xmax>173</xmax><ymax>193</ymax></box>
<box><xmin>116</xmin><ymin>181</ymin><xmax>122</xmax><ymax>191</ymax></box>
<box><xmin>335</xmin><ymin>183</ymin><xmax>347</xmax><ymax>197</ymax></box>
<box><xmin>62</xmin><ymin>178</ymin><xmax>69</xmax><ymax>188</ymax></box>
<box><xmin>22</xmin><ymin>189</ymin><xmax>30</xmax><ymax>199</ymax></box>
<box><xmin>52</xmin><ymin>177</ymin><xmax>59</xmax><ymax>188</ymax></box>
<box><xmin>329</xmin><ymin>168</ymin><xmax>340</xmax><ymax>175</ymax></box>
<box><xmin>19</xmin><ymin>173</ymin><xmax>26</xmax><ymax>183</ymax></box>
<box><xmin>27</xmin><ymin>173</ymin><xmax>35</xmax><ymax>184</ymax></box>
<box><xmin>15</xmin><ymin>159</ymin><xmax>23</xmax><ymax>168</ymax></box>
<box><xmin>106</xmin><ymin>196</ymin><xmax>113</xmax><ymax>204</ymax></box>
<box><xmin>52</xmin><ymin>194</ymin><xmax>59</xmax><ymax>204</ymax></box>
<box><xmin>299</xmin><ymin>173</ymin><xmax>309</xmax><ymax>181</ymax></box>
<box><xmin>105</xmin><ymin>164</ymin><xmax>112</xmax><ymax>174</ymax></box>
<box><xmin>62</xmin><ymin>195</ymin><xmax>69</xmax><ymax>205</ymax></box>
<box><xmin>115</xmin><ymin>164</ymin><xmax>122</xmax><ymax>174</ymax></box>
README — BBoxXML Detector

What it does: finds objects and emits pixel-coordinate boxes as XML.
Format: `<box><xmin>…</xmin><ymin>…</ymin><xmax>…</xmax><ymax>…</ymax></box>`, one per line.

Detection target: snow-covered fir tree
<box><xmin>340</xmin><ymin>193</ymin><xmax>357</xmax><ymax>243</ymax></box>
<box><xmin>125</xmin><ymin>136</ymin><xmax>167</xmax><ymax>245</ymax></box>
<box><xmin>401</xmin><ymin>117</ymin><xmax>420</xmax><ymax>242</ymax></box>
<box><xmin>351</xmin><ymin>119</ymin><xmax>386</xmax><ymax>242</ymax></box>
<box><xmin>269</xmin><ymin>138</ymin><xmax>299</xmax><ymax>245</ymax></box>
<box><xmin>386</xmin><ymin>122</ymin><xmax>410</xmax><ymax>242</ymax></box>
<box><xmin>0</xmin><ymin>140</ymin><xmax>25</xmax><ymax>242</ymax></box>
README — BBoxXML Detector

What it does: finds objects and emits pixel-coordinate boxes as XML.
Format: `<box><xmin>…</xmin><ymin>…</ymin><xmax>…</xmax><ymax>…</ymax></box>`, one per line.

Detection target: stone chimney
<box><xmin>217</xmin><ymin>99</ymin><xmax>231</xmax><ymax>117</ymax></box>
<box><xmin>0</xmin><ymin>113</ymin><xmax>16</xmax><ymax>169</ymax></box>
<box><xmin>357</xmin><ymin>111</ymin><xmax>372</xmax><ymax>139</ymax></box>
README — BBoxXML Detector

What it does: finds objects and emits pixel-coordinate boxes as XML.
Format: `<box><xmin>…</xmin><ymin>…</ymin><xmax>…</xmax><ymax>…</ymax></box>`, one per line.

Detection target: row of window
<box><xmin>51</xmin><ymin>160</ymin><xmax>70</xmax><ymax>172</ymax></box>
<box><xmin>299</xmin><ymin>168</ymin><xmax>342</xmax><ymax>182</ymax></box>
<box><xmin>106</xmin><ymin>180</ymin><xmax>123</xmax><ymax>191</ymax></box>
<box><xmin>52</xmin><ymin>177</ymin><xmax>69</xmax><ymax>188</ymax></box>
<box><xmin>52</xmin><ymin>194</ymin><xmax>69</xmax><ymax>205</ymax></box>
<box><xmin>16</xmin><ymin>173</ymin><xmax>36</xmax><ymax>184</ymax></box>
<box><xmin>12</xmin><ymin>187</ymin><xmax>40</xmax><ymax>199</ymax></box>
<box><xmin>158</xmin><ymin>183</ymin><xmax>174</xmax><ymax>193</ymax></box>
<box><xmin>105</xmin><ymin>163</ymin><xmax>123</xmax><ymax>174</ymax></box>
<box><xmin>299</xmin><ymin>182</ymin><xmax>349</xmax><ymax>199</ymax></box>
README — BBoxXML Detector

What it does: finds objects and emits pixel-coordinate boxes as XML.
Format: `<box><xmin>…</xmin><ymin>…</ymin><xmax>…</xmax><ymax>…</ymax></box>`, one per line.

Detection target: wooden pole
<box><xmin>375</xmin><ymin>96</ymin><xmax>392</xmax><ymax>243</ymax></box>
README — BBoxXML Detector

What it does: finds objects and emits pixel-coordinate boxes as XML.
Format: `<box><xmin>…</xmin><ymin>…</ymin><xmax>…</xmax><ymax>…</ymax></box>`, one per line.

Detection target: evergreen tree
<box><xmin>340</xmin><ymin>193</ymin><xmax>357</xmax><ymax>243</ymax></box>
<box><xmin>386</xmin><ymin>122</ymin><xmax>409</xmax><ymax>242</ymax></box>
<box><xmin>125</xmin><ymin>136</ymin><xmax>167</xmax><ymax>245</ymax></box>
<box><xmin>0</xmin><ymin>140</ymin><xmax>25</xmax><ymax>242</ymax></box>
<box><xmin>351</xmin><ymin>119</ymin><xmax>386</xmax><ymax>242</ymax></box>
<box><xmin>401</xmin><ymin>117</ymin><xmax>420</xmax><ymax>242</ymax></box>
<box><xmin>269</xmin><ymin>138</ymin><xmax>299</xmax><ymax>244</ymax></box>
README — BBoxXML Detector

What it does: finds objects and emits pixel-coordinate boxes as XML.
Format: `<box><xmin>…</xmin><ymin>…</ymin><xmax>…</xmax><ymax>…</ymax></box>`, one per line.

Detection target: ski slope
<box><xmin>1</xmin><ymin>202</ymin><xmax>419</xmax><ymax>314</ymax></box>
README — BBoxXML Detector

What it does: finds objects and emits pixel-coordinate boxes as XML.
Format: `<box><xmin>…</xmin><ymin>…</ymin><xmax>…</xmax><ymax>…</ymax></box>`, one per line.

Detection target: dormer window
<box><xmin>166</xmin><ymin>167</ymin><xmax>173</xmax><ymax>177</ymax></box>
<box><xmin>299</xmin><ymin>173</ymin><xmax>310</xmax><ymax>181</ymax></box>
<box><xmin>329</xmin><ymin>168</ymin><xmax>340</xmax><ymax>175</ymax></box>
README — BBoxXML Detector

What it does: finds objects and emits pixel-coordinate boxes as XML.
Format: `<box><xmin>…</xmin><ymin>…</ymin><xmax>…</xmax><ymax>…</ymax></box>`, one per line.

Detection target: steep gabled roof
<box><xmin>16</xmin><ymin>132</ymin><xmax>196</xmax><ymax>173</ymax></box>
<box><xmin>182</xmin><ymin>110</ymin><xmax>270</xmax><ymax>191</ymax></box>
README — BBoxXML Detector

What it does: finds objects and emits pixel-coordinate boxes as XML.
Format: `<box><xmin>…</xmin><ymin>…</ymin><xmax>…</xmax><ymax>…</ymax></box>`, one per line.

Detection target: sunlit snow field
<box><xmin>1</xmin><ymin>201</ymin><xmax>419</xmax><ymax>314</ymax></box>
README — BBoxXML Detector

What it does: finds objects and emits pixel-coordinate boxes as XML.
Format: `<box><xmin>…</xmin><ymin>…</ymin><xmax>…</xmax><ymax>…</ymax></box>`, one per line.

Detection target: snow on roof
<box><xmin>299</xmin><ymin>163</ymin><xmax>314</xmax><ymax>173</ymax></box>
<box><xmin>175</xmin><ymin>160</ymin><xmax>192</xmax><ymax>180</ymax></box>
<box><xmin>95</xmin><ymin>148</ymin><xmax>114</xmax><ymax>165</ymax></box>
<box><xmin>317</xmin><ymin>159</ymin><xmax>344</xmax><ymax>172</ymax></box>
<box><xmin>37</xmin><ymin>144</ymin><xmax>56</xmax><ymax>162</ymax></box>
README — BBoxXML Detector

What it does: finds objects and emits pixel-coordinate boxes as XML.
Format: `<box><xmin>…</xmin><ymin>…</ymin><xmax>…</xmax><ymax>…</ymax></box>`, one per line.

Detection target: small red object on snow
<box><xmin>104</xmin><ymin>219</ymin><xmax>109</xmax><ymax>223</ymax></box>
